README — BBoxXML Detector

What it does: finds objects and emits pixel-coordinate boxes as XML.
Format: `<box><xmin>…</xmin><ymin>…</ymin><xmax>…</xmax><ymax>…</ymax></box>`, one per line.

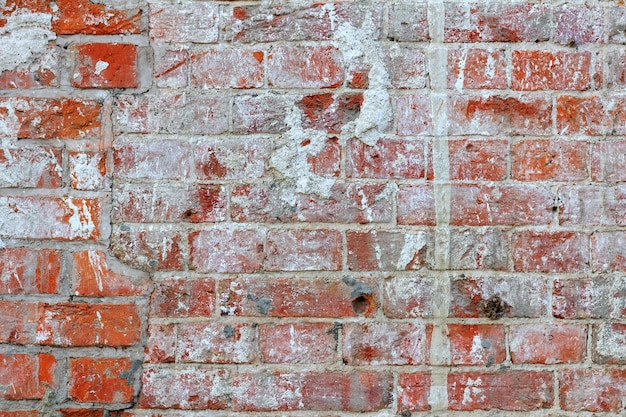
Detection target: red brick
<box><xmin>189</xmin><ymin>229</ymin><xmax>264</xmax><ymax>273</ymax></box>
<box><xmin>232</xmin><ymin>371</ymin><xmax>392</xmax><ymax>412</ymax></box>
<box><xmin>607</xmin><ymin>49</ymin><xmax>626</xmax><ymax>89</ymax></box>
<box><xmin>69</xmin><ymin>151</ymin><xmax>106</xmax><ymax>191</ymax></box>
<box><xmin>305</xmin><ymin>136</ymin><xmax>342</xmax><ymax>176</ymax></box>
<box><xmin>113</xmin><ymin>183</ymin><xmax>226</xmax><ymax>223</ymax></box>
<box><xmin>0</xmin><ymin>45</ymin><xmax>58</xmax><ymax>89</ymax></box>
<box><xmin>592</xmin><ymin>231</ymin><xmax>626</xmax><ymax>272</ymax></box>
<box><xmin>297</xmin><ymin>93</ymin><xmax>363</xmax><ymax>134</ymax></box>
<box><xmin>388</xmin><ymin>3</ymin><xmax>429</xmax><ymax>41</ymax></box>
<box><xmin>396</xmin><ymin>94</ymin><xmax>432</xmax><ymax>136</ymax></box>
<box><xmin>72</xmin><ymin>43</ymin><xmax>138</xmax><ymax>88</ymax></box>
<box><xmin>191</xmin><ymin>48</ymin><xmax>263</xmax><ymax>89</ymax></box>
<box><xmin>448</xmin><ymin>371</ymin><xmax>553</xmax><ymax>411</ymax></box>
<box><xmin>268</xmin><ymin>45</ymin><xmax>343</xmax><ymax>89</ymax></box>
<box><xmin>560</xmin><ymin>369</ymin><xmax>626</xmax><ymax>412</ymax></box>
<box><xmin>448</xmin><ymin>324</ymin><xmax>506</xmax><ymax>366</ymax></box>
<box><xmin>510</xmin><ymin>324</ymin><xmax>587</xmax><ymax>364</ymax></box>
<box><xmin>73</xmin><ymin>251</ymin><xmax>149</xmax><ymax>297</ymax></box>
<box><xmin>146</xmin><ymin>324</ymin><xmax>175</xmax><ymax>363</ymax></box>
<box><xmin>444</xmin><ymin>4</ymin><xmax>550</xmax><ymax>42</ymax></box>
<box><xmin>221</xmin><ymin>3</ymin><xmax>382</xmax><ymax>43</ymax></box>
<box><xmin>0</xmin><ymin>412</ymin><xmax>42</xmax><ymax>417</ymax></box>
<box><xmin>53</xmin><ymin>0</ymin><xmax>142</xmax><ymax>35</ymax></box>
<box><xmin>449</xmin><ymin>95</ymin><xmax>552</xmax><ymax>136</ymax></box>
<box><xmin>59</xmin><ymin>410</ymin><xmax>104</xmax><ymax>417</ymax></box>
<box><xmin>512</xmin><ymin>50</ymin><xmax>591</xmax><ymax>91</ymax></box>
<box><xmin>558</xmin><ymin>186</ymin><xmax>603</xmax><ymax>226</ymax></box>
<box><xmin>606</xmin><ymin>185</ymin><xmax>626</xmax><ymax>225</ymax></box>
<box><xmin>149</xmin><ymin>2</ymin><xmax>218</xmax><ymax>43</ymax></box>
<box><xmin>220</xmin><ymin>276</ymin><xmax>378</xmax><ymax>317</ymax></box>
<box><xmin>450</xmin><ymin>276</ymin><xmax>547</xmax><ymax>318</ymax></box>
<box><xmin>347</xmin><ymin>138</ymin><xmax>425</xmax><ymax>179</ymax></box>
<box><xmin>114</xmin><ymin>93</ymin><xmax>229</xmax><ymax>135</ymax></box>
<box><xmin>69</xmin><ymin>358</ymin><xmax>135</xmax><ymax>403</ymax></box>
<box><xmin>554</xmin><ymin>4</ymin><xmax>604</xmax><ymax>45</ymax></box>
<box><xmin>177</xmin><ymin>323</ymin><xmax>257</xmax><ymax>364</ymax></box>
<box><xmin>150</xmin><ymin>278</ymin><xmax>215</xmax><ymax>318</ymax></box>
<box><xmin>449</xmin><ymin>184</ymin><xmax>554</xmax><ymax>226</ymax></box>
<box><xmin>111</xmin><ymin>227</ymin><xmax>184</xmax><ymax>271</ymax></box>
<box><xmin>266</xmin><ymin>229</ymin><xmax>342</xmax><ymax>272</ymax></box>
<box><xmin>398</xmin><ymin>373</ymin><xmax>430</xmax><ymax>412</ymax></box>
<box><xmin>139</xmin><ymin>368</ymin><xmax>229</xmax><ymax>410</ymax></box>
<box><xmin>448</xmin><ymin>138</ymin><xmax>507</xmax><ymax>180</ymax></box>
<box><xmin>383</xmin><ymin>276</ymin><xmax>434</xmax><ymax>319</ymax></box>
<box><xmin>259</xmin><ymin>323</ymin><xmax>337</xmax><ymax>364</ymax></box>
<box><xmin>397</xmin><ymin>185</ymin><xmax>436</xmax><ymax>225</ymax></box>
<box><xmin>609</xmin><ymin>6</ymin><xmax>626</xmax><ymax>44</ymax></box>
<box><xmin>232</xmin><ymin>182</ymin><xmax>393</xmax><ymax>224</ymax></box>
<box><xmin>113</xmin><ymin>139</ymin><xmax>191</xmax><ymax>180</ymax></box>
<box><xmin>232</xmin><ymin>94</ymin><xmax>294</xmax><ymax>134</ymax></box>
<box><xmin>553</xmin><ymin>277</ymin><xmax>626</xmax><ymax>319</ymax></box>
<box><xmin>511</xmin><ymin>139</ymin><xmax>589</xmax><ymax>181</ymax></box>
<box><xmin>557</xmin><ymin>96</ymin><xmax>626</xmax><ymax>136</ymax></box>
<box><xmin>448</xmin><ymin>228</ymin><xmax>509</xmax><ymax>271</ymax></box>
<box><xmin>593</xmin><ymin>323</ymin><xmax>626</xmax><ymax>364</ymax></box>
<box><xmin>0</xmin><ymin>300</ymin><xmax>37</xmax><ymax>344</ymax></box>
<box><xmin>592</xmin><ymin>140</ymin><xmax>626</xmax><ymax>181</ymax></box>
<box><xmin>448</xmin><ymin>48</ymin><xmax>507</xmax><ymax>90</ymax></box>
<box><xmin>513</xmin><ymin>231</ymin><xmax>589</xmax><ymax>273</ymax></box>
<box><xmin>0</xmin><ymin>197</ymin><xmax>101</xmax><ymax>241</ymax></box>
<box><xmin>0</xmin><ymin>353</ymin><xmax>55</xmax><ymax>400</ymax></box>
<box><xmin>153</xmin><ymin>44</ymin><xmax>188</xmax><ymax>88</ymax></box>
<box><xmin>0</xmin><ymin>248</ymin><xmax>60</xmax><ymax>294</ymax></box>
<box><xmin>37</xmin><ymin>303</ymin><xmax>140</xmax><ymax>347</ymax></box>
<box><xmin>347</xmin><ymin>230</ymin><xmax>430</xmax><ymax>271</ymax></box>
<box><xmin>195</xmin><ymin>139</ymin><xmax>271</xmax><ymax>180</ymax></box>
<box><xmin>0</xmin><ymin>97</ymin><xmax>101</xmax><ymax>139</ymax></box>
<box><xmin>343</xmin><ymin>322</ymin><xmax>428</xmax><ymax>365</ymax></box>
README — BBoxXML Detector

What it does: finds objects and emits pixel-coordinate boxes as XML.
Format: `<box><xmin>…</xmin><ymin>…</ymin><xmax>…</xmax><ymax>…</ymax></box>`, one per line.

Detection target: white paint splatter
<box><xmin>66</xmin><ymin>199</ymin><xmax>96</xmax><ymax>240</ymax></box>
<box><xmin>0</xmin><ymin>11</ymin><xmax>55</xmax><ymax>73</ymax></box>
<box><xmin>94</xmin><ymin>60</ymin><xmax>109</xmax><ymax>75</ymax></box>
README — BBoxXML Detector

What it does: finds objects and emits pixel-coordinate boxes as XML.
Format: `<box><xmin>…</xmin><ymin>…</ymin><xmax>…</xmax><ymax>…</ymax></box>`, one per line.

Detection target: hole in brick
<box><xmin>351</xmin><ymin>295</ymin><xmax>370</xmax><ymax>315</ymax></box>
<box><xmin>481</xmin><ymin>294</ymin><xmax>507</xmax><ymax>320</ymax></box>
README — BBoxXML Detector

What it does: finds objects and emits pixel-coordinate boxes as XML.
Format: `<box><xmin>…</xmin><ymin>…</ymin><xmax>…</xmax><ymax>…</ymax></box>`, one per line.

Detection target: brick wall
<box><xmin>1</xmin><ymin>0</ymin><xmax>625</xmax><ymax>415</ymax></box>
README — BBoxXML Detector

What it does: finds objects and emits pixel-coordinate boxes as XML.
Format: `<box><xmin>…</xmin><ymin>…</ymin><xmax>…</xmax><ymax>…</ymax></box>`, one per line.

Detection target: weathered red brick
<box><xmin>191</xmin><ymin>48</ymin><xmax>263</xmax><ymax>89</ymax></box>
<box><xmin>592</xmin><ymin>231</ymin><xmax>626</xmax><ymax>272</ymax></box>
<box><xmin>69</xmin><ymin>358</ymin><xmax>135</xmax><ymax>403</ymax></box>
<box><xmin>397</xmin><ymin>185</ymin><xmax>436</xmax><ymax>225</ymax></box>
<box><xmin>343</xmin><ymin>322</ymin><xmax>428</xmax><ymax>365</ymax></box>
<box><xmin>558</xmin><ymin>185</ymin><xmax>603</xmax><ymax>226</ymax></box>
<box><xmin>383</xmin><ymin>276</ymin><xmax>434</xmax><ymax>319</ymax></box>
<box><xmin>557</xmin><ymin>96</ymin><xmax>626</xmax><ymax>136</ymax></box>
<box><xmin>149</xmin><ymin>2</ymin><xmax>218</xmax><ymax>42</ymax></box>
<box><xmin>53</xmin><ymin>0</ymin><xmax>142</xmax><ymax>35</ymax></box>
<box><xmin>59</xmin><ymin>410</ymin><xmax>104</xmax><ymax>417</ymax></box>
<box><xmin>232</xmin><ymin>371</ymin><xmax>392</xmax><ymax>412</ymax></box>
<box><xmin>560</xmin><ymin>369</ymin><xmax>626</xmax><ymax>412</ymax></box>
<box><xmin>259</xmin><ymin>323</ymin><xmax>337</xmax><ymax>364</ymax></box>
<box><xmin>448</xmin><ymin>48</ymin><xmax>507</xmax><ymax>89</ymax></box>
<box><xmin>220</xmin><ymin>276</ymin><xmax>378</xmax><ymax>317</ymax></box>
<box><xmin>592</xmin><ymin>140</ymin><xmax>626</xmax><ymax>181</ymax></box>
<box><xmin>593</xmin><ymin>323</ymin><xmax>626</xmax><ymax>364</ymax></box>
<box><xmin>448</xmin><ymin>228</ymin><xmax>509</xmax><ymax>271</ymax></box>
<box><xmin>150</xmin><ymin>278</ymin><xmax>215</xmax><ymax>318</ymax></box>
<box><xmin>153</xmin><ymin>44</ymin><xmax>188</xmax><ymax>88</ymax></box>
<box><xmin>232</xmin><ymin>94</ymin><xmax>294</xmax><ymax>134</ymax></box>
<box><xmin>139</xmin><ymin>368</ymin><xmax>229</xmax><ymax>410</ymax></box>
<box><xmin>554</xmin><ymin>4</ymin><xmax>604</xmax><ymax>44</ymax></box>
<box><xmin>189</xmin><ymin>229</ymin><xmax>264</xmax><ymax>273</ymax></box>
<box><xmin>448</xmin><ymin>324</ymin><xmax>505</xmax><ymax>366</ymax></box>
<box><xmin>383</xmin><ymin>45</ymin><xmax>428</xmax><ymax>89</ymax></box>
<box><xmin>297</xmin><ymin>93</ymin><xmax>363</xmax><ymax>134</ymax></box>
<box><xmin>0</xmin><ymin>45</ymin><xmax>58</xmax><ymax>89</ymax></box>
<box><xmin>72</xmin><ymin>43</ymin><xmax>138</xmax><ymax>88</ymax></box>
<box><xmin>398</xmin><ymin>373</ymin><xmax>430</xmax><ymax>412</ymax></box>
<box><xmin>604</xmin><ymin>185</ymin><xmax>626</xmax><ymax>225</ymax></box>
<box><xmin>0</xmin><ymin>412</ymin><xmax>42</xmax><ymax>417</ymax></box>
<box><xmin>266</xmin><ymin>229</ymin><xmax>342</xmax><ymax>272</ymax></box>
<box><xmin>511</xmin><ymin>139</ymin><xmax>589</xmax><ymax>181</ymax></box>
<box><xmin>449</xmin><ymin>184</ymin><xmax>554</xmax><ymax>226</ymax></box>
<box><xmin>609</xmin><ymin>6</ymin><xmax>626</xmax><ymax>44</ymax></box>
<box><xmin>0</xmin><ymin>353</ymin><xmax>55</xmax><ymax>400</ymax></box>
<box><xmin>177</xmin><ymin>323</ymin><xmax>257</xmax><ymax>364</ymax></box>
<box><xmin>607</xmin><ymin>49</ymin><xmax>626</xmax><ymax>89</ymax></box>
<box><xmin>0</xmin><ymin>300</ymin><xmax>37</xmax><ymax>344</ymax></box>
<box><xmin>347</xmin><ymin>230</ymin><xmax>430</xmax><ymax>271</ymax></box>
<box><xmin>448</xmin><ymin>138</ymin><xmax>507</xmax><ymax>180</ymax></box>
<box><xmin>0</xmin><ymin>249</ymin><xmax>60</xmax><ymax>294</ymax></box>
<box><xmin>268</xmin><ymin>45</ymin><xmax>343</xmax><ymax>89</ymax></box>
<box><xmin>444</xmin><ymin>3</ymin><xmax>550</xmax><ymax>42</ymax></box>
<box><xmin>448</xmin><ymin>371</ymin><xmax>553</xmax><ymax>411</ymax></box>
<box><xmin>113</xmin><ymin>139</ymin><xmax>191</xmax><ymax>180</ymax></box>
<box><xmin>512</xmin><ymin>231</ymin><xmax>589</xmax><ymax>273</ymax></box>
<box><xmin>510</xmin><ymin>325</ymin><xmax>587</xmax><ymax>364</ymax></box>
<box><xmin>396</xmin><ymin>94</ymin><xmax>432</xmax><ymax>136</ymax></box>
<box><xmin>195</xmin><ymin>139</ymin><xmax>271</xmax><ymax>180</ymax></box>
<box><xmin>512</xmin><ymin>50</ymin><xmax>591</xmax><ymax>91</ymax></box>
<box><xmin>449</xmin><ymin>95</ymin><xmax>552</xmax><ymax>136</ymax></box>
<box><xmin>69</xmin><ymin>151</ymin><xmax>106</xmax><ymax>191</ymax></box>
<box><xmin>347</xmin><ymin>138</ymin><xmax>425</xmax><ymax>179</ymax></box>
<box><xmin>111</xmin><ymin>227</ymin><xmax>184</xmax><ymax>271</ymax></box>
<box><xmin>37</xmin><ymin>303</ymin><xmax>140</xmax><ymax>347</ymax></box>
<box><xmin>145</xmin><ymin>324</ymin><xmax>175</xmax><ymax>364</ymax></box>
<box><xmin>553</xmin><ymin>277</ymin><xmax>626</xmax><ymax>319</ymax></box>
<box><xmin>388</xmin><ymin>3</ymin><xmax>429</xmax><ymax>41</ymax></box>
<box><xmin>73</xmin><ymin>251</ymin><xmax>149</xmax><ymax>297</ymax></box>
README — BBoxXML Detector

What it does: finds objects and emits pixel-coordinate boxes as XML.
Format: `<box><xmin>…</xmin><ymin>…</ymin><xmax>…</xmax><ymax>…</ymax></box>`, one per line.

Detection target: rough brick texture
<box><xmin>1</xmin><ymin>0</ymin><xmax>624</xmax><ymax>415</ymax></box>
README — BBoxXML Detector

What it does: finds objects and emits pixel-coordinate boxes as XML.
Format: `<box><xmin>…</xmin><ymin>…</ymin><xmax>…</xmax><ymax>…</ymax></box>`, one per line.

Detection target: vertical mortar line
<box><xmin>427</xmin><ymin>0</ymin><xmax>451</xmax><ymax>411</ymax></box>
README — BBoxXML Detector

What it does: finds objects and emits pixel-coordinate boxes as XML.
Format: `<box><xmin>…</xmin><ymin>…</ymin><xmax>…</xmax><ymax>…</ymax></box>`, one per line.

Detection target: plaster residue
<box><xmin>0</xmin><ymin>10</ymin><xmax>55</xmax><ymax>73</ymax></box>
<box><xmin>270</xmin><ymin>106</ymin><xmax>335</xmax><ymax>205</ymax></box>
<box><xmin>595</xmin><ymin>323</ymin><xmax>626</xmax><ymax>362</ymax></box>
<box><xmin>332</xmin><ymin>11</ymin><xmax>392</xmax><ymax>146</ymax></box>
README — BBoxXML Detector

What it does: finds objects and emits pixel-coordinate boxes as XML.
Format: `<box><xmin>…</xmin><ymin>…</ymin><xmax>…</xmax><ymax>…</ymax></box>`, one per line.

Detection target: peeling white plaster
<box><xmin>0</xmin><ymin>11</ymin><xmax>55</xmax><ymax>73</ymax></box>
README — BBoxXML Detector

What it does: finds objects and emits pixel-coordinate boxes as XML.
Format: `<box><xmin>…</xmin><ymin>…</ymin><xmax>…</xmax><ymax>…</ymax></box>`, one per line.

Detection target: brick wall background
<box><xmin>1</xmin><ymin>0</ymin><xmax>626</xmax><ymax>415</ymax></box>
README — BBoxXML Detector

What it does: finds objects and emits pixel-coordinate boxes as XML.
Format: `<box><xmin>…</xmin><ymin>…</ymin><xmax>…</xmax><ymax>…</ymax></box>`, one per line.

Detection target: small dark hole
<box><xmin>352</xmin><ymin>296</ymin><xmax>369</xmax><ymax>315</ymax></box>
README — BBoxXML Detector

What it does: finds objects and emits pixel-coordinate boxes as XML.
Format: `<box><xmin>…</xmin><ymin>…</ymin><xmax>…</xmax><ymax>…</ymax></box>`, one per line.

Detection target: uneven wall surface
<box><xmin>1</xmin><ymin>0</ymin><xmax>626</xmax><ymax>415</ymax></box>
